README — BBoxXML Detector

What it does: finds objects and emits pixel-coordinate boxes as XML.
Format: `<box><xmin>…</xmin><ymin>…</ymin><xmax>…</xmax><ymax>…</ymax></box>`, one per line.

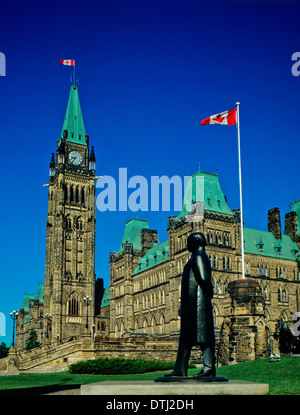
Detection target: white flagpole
<box><xmin>236</xmin><ymin>102</ymin><xmax>245</xmax><ymax>279</ymax></box>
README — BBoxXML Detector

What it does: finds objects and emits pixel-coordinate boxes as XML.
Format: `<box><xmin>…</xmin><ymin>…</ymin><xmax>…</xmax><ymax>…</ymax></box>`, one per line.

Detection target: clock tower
<box><xmin>44</xmin><ymin>82</ymin><xmax>96</xmax><ymax>344</ymax></box>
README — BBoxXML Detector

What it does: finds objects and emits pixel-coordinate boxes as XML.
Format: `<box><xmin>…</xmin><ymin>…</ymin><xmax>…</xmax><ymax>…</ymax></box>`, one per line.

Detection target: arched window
<box><xmin>283</xmin><ymin>288</ymin><xmax>287</xmax><ymax>303</ymax></box>
<box><xmin>264</xmin><ymin>285</ymin><xmax>270</xmax><ymax>301</ymax></box>
<box><xmin>81</xmin><ymin>187</ymin><xmax>85</xmax><ymax>205</ymax></box>
<box><xmin>77</xmin><ymin>217</ymin><xmax>83</xmax><ymax>230</ymax></box>
<box><xmin>278</xmin><ymin>287</ymin><xmax>282</xmax><ymax>302</ymax></box>
<box><xmin>75</xmin><ymin>187</ymin><xmax>79</xmax><ymax>203</ymax></box>
<box><xmin>69</xmin><ymin>185</ymin><xmax>74</xmax><ymax>203</ymax></box>
<box><xmin>68</xmin><ymin>293</ymin><xmax>79</xmax><ymax>316</ymax></box>
<box><xmin>213</xmin><ymin>256</ymin><xmax>217</xmax><ymax>269</ymax></box>
<box><xmin>217</xmin><ymin>280</ymin><xmax>223</xmax><ymax>295</ymax></box>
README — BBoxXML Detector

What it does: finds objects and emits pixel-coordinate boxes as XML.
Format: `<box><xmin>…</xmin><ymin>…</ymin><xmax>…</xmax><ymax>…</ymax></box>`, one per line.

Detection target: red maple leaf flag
<box><xmin>60</xmin><ymin>59</ymin><xmax>75</xmax><ymax>66</ymax></box>
<box><xmin>201</xmin><ymin>108</ymin><xmax>237</xmax><ymax>126</ymax></box>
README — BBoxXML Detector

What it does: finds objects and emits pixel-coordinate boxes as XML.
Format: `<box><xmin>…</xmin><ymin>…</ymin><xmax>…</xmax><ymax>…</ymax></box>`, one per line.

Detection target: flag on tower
<box><xmin>200</xmin><ymin>108</ymin><xmax>237</xmax><ymax>126</ymax></box>
<box><xmin>60</xmin><ymin>59</ymin><xmax>75</xmax><ymax>66</ymax></box>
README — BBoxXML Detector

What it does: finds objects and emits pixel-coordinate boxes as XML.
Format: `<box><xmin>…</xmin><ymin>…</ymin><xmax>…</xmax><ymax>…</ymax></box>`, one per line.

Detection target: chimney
<box><xmin>284</xmin><ymin>211</ymin><xmax>298</xmax><ymax>242</ymax></box>
<box><xmin>141</xmin><ymin>229</ymin><xmax>158</xmax><ymax>255</ymax></box>
<box><xmin>268</xmin><ymin>207</ymin><xmax>282</xmax><ymax>240</ymax></box>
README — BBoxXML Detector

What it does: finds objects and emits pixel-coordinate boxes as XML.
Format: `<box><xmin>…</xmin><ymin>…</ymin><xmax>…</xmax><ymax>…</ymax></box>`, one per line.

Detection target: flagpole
<box><xmin>236</xmin><ymin>102</ymin><xmax>245</xmax><ymax>279</ymax></box>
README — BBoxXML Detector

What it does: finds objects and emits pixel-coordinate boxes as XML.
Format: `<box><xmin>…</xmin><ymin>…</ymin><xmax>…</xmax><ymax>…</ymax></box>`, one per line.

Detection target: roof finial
<box><xmin>198</xmin><ymin>162</ymin><xmax>201</xmax><ymax>173</ymax></box>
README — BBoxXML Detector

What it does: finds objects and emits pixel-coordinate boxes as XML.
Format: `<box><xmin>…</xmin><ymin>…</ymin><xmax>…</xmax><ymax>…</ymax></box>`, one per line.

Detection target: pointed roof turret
<box><xmin>61</xmin><ymin>83</ymin><xmax>86</xmax><ymax>145</ymax></box>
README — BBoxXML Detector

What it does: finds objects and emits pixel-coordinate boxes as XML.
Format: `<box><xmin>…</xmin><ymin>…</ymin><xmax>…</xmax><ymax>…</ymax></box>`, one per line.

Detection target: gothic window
<box><xmin>70</xmin><ymin>186</ymin><xmax>74</xmax><ymax>203</ymax></box>
<box><xmin>223</xmin><ymin>257</ymin><xmax>226</xmax><ymax>270</ymax></box>
<box><xmin>246</xmin><ymin>263</ymin><xmax>250</xmax><ymax>275</ymax></box>
<box><xmin>283</xmin><ymin>288</ymin><xmax>287</xmax><ymax>303</ymax></box>
<box><xmin>77</xmin><ymin>218</ymin><xmax>83</xmax><ymax>231</ymax></box>
<box><xmin>264</xmin><ymin>286</ymin><xmax>270</xmax><ymax>301</ymax></box>
<box><xmin>68</xmin><ymin>293</ymin><xmax>79</xmax><ymax>316</ymax></box>
<box><xmin>213</xmin><ymin>256</ymin><xmax>217</xmax><ymax>269</ymax></box>
<box><xmin>75</xmin><ymin>187</ymin><xmax>79</xmax><ymax>203</ymax></box>
<box><xmin>227</xmin><ymin>257</ymin><xmax>230</xmax><ymax>270</ymax></box>
<box><xmin>81</xmin><ymin>187</ymin><xmax>85</xmax><ymax>205</ymax></box>
<box><xmin>217</xmin><ymin>280</ymin><xmax>223</xmax><ymax>295</ymax></box>
<box><xmin>101</xmin><ymin>322</ymin><xmax>106</xmax><ymax>331</ymax></box>
<box><xmin>66</xmin><ymin>216</ymin><xmax>72</xmax><ymax>229</ymax></box>
<box><xmin>278</xmin><ymin>288</ymin><xmax>282</xmax><ymax>302</ymax></box>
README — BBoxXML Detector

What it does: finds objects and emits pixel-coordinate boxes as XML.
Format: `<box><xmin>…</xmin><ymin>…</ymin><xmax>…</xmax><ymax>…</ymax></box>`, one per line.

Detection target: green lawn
<box><xmin>0</xmin><ymin>356</ymin><xmax>299</xmax><ymax>395</ymax></box>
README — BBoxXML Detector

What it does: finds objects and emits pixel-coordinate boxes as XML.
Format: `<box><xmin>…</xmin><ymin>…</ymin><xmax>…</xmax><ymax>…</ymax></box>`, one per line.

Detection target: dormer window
<box><xmin>258</xmin><ymin>244</ymin><xmax>264</xmax><ymax>252</ymax></box>
<box><xmin>276</xmin><ymin>247</ymin><xmax>282</xmax><ymax>255</ymax></box>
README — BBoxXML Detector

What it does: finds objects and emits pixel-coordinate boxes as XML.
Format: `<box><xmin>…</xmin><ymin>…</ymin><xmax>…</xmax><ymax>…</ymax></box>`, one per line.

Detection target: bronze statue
<box><xmin>165</xmin><ymin>232</ymin><xmax>216</xmax><ymax>379</ymax></box>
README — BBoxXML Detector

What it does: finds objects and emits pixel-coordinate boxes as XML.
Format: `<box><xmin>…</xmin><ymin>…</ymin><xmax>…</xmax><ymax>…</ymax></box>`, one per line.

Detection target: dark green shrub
<box><xmin>69</xmin><ymin>357</ymin><xmax>195</xmax><ymax>375</ymax></box>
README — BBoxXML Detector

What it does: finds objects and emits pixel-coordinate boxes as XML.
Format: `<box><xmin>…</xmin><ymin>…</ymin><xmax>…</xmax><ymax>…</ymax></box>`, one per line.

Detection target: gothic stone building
<box><xmin>16</xmin><ymin>83</ymin><xmax>107</xmax><ymax>350</ymax></box>
<box><xmin>14</xmin><ymin>82</ymin><xmax>300</xmax><ymax>364</ymax></box>
<box><xmin>109</xmin><ymin>172</ymin><xmax>300</xmax><ymax>360</ymax></box>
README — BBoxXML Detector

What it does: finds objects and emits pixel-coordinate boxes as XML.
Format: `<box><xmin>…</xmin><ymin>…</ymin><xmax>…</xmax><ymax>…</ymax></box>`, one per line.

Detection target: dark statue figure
<box><xmin>155</xmin><ymin>232</ymin><xmax>227</xmax><ymax>382</ymax></box>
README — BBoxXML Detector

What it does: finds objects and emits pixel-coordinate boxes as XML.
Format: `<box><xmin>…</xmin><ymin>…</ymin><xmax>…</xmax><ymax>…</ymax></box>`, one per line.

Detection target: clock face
<box><xmin>68</xmin><ymin>151</ymin><xmax>83</xmax><ymax>166</ymax></box>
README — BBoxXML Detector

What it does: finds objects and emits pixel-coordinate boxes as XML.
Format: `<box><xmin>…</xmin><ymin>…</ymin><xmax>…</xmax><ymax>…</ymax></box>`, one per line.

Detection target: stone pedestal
<box><xmin>218</xmin><ymin>279</ymin><xmax>269</xmax><ymax>365</ymax></box>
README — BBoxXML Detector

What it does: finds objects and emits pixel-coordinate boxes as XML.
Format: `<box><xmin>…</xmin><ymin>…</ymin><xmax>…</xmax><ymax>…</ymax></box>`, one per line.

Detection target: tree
<box><xmin>25</xmin><ymin>329</ymin><xmax>40</xmax><ymax>350</ymax></box>
<box><xmin>0</xmin><ymin>342</ymin><xmax>9</xmax><ymax>359</ymax></box>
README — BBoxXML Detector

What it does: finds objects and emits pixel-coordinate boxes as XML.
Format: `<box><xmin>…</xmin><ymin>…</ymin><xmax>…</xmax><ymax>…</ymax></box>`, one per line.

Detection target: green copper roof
<box><xmin>177</xmin><ymin>169</ymin><xmax>233</xmax><ymax>219</ymax></box>
<box><xmin>21</xmin><ymin>293</ymin><xmax>35</xmax><ymax>311</ymax></box>
<box><xmin>100</xmin><ymin>287</ymin><xmax>110</xmax><ymax>308</ymax></box>
<box><xmin>61</xmin><ymin>83</ymin><xmax>86</xmax><ymax>145</ymax></box>
<box><xmin>244</xmin><ymin>228</ymin><xmax>299</xmax><ymax>260</ymax></box>
<box><xmin>132</xmin><ymin>241</ymin><xmax>169</xmax><ymax>275</ymax></box>
<box><xmin>117</xmin><ymin>218</ymin><xmax>150</xmax><ymax>253</ymax></box>
<box><xmin>291</xmin><ymin>200</ymin><xmax>300</xmax><ymax>235</ymax></box>
<box><xmin>35</xmin><ymin>282</ymin><xmax>44</xmax><ymax>303</ymax></box>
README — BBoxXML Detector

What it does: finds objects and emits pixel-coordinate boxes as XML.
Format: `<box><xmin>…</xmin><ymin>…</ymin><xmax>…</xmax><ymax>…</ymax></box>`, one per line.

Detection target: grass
<box><xmin>0</xmin><ymin>356</ymin><xmax>299</xmax><ymax>394</ymax></box>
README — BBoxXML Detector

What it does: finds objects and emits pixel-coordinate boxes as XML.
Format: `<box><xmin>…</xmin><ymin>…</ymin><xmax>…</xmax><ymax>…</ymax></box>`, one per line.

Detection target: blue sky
<box><xmin>0</xmin><ymin>0</ymin><xmax>299</xmax><ymax>346</ymax></box>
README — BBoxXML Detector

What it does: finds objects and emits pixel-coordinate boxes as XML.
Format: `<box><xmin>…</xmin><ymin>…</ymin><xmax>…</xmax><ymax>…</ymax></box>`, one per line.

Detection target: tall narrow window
<box><xmin>70</xmin><ymin>186</ymin><xmax>74</xmax><ymax>203</ymax></box>
<box><xmin>81</xmin><ymin>187</ymin><xmax>85</xmax><ymax>204</ymax></box>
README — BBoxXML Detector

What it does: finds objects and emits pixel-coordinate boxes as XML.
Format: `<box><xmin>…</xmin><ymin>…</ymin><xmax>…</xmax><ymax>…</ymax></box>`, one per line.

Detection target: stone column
<box><xmin>219</xmin><ymin>279</ymin><xmax>268</xmax><ymax>365</ymax></box>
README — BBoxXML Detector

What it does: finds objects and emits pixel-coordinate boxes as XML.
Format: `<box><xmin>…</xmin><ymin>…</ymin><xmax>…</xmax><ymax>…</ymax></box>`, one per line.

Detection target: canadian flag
<box><xmin>201</xmin><ymin>108</ymin><xmax>237</xmax><ymax>126</ymax></box>
<box><xmin>60</xmin><ymin>59</ymin><xmax>75</xmax><ymax>66</ymax></box>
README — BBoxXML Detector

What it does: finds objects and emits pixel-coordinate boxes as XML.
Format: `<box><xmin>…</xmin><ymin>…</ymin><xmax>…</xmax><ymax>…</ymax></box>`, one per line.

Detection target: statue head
<box><xmin>187</xmin><ymin>232</ymin><xmax>207</xmax><ymax>253</ymax></box>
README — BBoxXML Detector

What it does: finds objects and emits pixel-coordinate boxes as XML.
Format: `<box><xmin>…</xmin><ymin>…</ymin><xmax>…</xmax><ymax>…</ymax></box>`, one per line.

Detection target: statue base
<box><xmin>154</xmin><ymin>376</ymin><xmax>228</xmax><ymax>382</ymax></box>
